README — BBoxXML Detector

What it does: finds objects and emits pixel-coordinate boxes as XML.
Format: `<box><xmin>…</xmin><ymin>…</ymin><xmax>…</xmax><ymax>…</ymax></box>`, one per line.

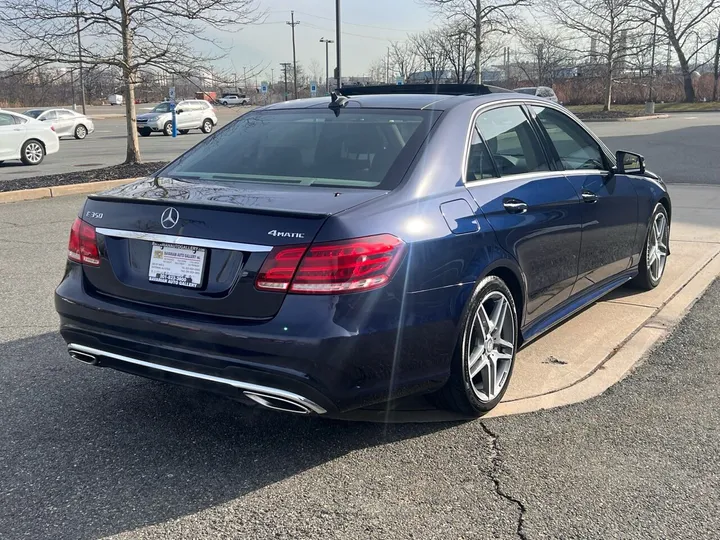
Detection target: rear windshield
<box><xmin>159</xmin><ymin>108</ymin><xmax>435</xmax><ymax>190</ymax></box>
<box><xmin>515</xmin><ymin>88</ymin><xmax>537</xmax><ymax>95</ymax></box>
<box><xmin>23</xmin><ymin>110</ymin><xmax>43</xmax><ymax>118</ymax></box>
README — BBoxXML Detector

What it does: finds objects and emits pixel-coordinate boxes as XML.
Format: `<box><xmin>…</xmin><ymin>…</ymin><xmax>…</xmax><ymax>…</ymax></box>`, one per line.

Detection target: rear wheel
<box><xmin>432</xmin><ymin>275</ymin><xmax>518</xmax><ymax>416</ymax></box>
<box><xmin>201</xmin><ymin>119</ymin><xmax>214</xmax><ymax>134</ymax></box>
<box><xmin>633</xmin><ymin>203</ymin><xmax>669</xmax><ymax>290</ymax></box>
<box><xmin>20</xmin><ymin>140</ymin><xmax>45</xmax><ymax>165</ymax></box>
<box><xmin>74</xmin><ymin>124</ymin><xmax>88</xmax><ymax>139</ymax></box>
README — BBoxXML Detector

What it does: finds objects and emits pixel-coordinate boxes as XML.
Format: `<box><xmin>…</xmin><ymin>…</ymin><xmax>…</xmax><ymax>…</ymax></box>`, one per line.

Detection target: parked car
<box><xmin>0</xmin><ymin>110</ymin><xmax>59</xmax><ymax>165</ymax></box>
<box><xmin>136</xmin><ymin>100</ymin><xmax>218</xmax><ymax>137</ymax></box>
<box><xmin>55</xmin><ymin>84</ymin><xmax>670</xmax><ymax>418</ymax></box>
<box><xmin>23</xmin><ymin>108</ymin><xmax>95</xmax><ymax>140</ymax></box>
<box><xmin>219</xmin><ymin>94</ymin><xmax>250</xmax><ymax>106</ymax></box>
<box><xmin>514</xmin><ymin>86</ymin><xmax>559</xmax><ymax>103</ymax></box>
<box><xmin>108</xmin><ymin>94</ymin><xmax>124</xmax><ymax>106</ymax></box>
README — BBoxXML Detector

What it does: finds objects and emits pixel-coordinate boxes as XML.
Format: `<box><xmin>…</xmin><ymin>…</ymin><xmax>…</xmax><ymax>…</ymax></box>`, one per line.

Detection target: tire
<box><xmin>163</xmin><ymin>122</ymin><xmax>173</xmax><ymax>136</ymax></box>
<box><xmin>74</xmin><ymin>124</ymin><xmax>88</xmax><ymax>140</ymax></box>
<box><xmin>179</xmin><ymin>129</ymin><xmax>190</xmax><ymax>135</ymax></box>
<box><xmin>632</xmin><ymin>203</ymin><xmax>670</xmax><ymax>290</ymax></box>
<box><xmin>431</xmin><ymin>275</ymin><xmax>518</xmax><ymax>416</ymax></box>
<box><xmin>201</xmin><ymin>119</ymin><xmax>213</xmax><ymax>134</ymax></box>
<box><xmin>139</xmin><ymin>127</ymin><xmax>152</xmax><ymax>137</ymax></box>
<box><xmin>20</xmin><ymin>139</ymin><xmax>45</xmax><ymax>166</ymax></box>
<box><xmin>221</xmin><ymin>100</ymin><xmax>228</xmax><ymax>106</ymax></box>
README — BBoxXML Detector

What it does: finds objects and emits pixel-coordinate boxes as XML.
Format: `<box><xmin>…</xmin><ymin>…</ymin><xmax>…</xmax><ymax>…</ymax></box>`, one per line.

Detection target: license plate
<box><xmin>148</xmin><ymin>242</ymin><xmax>206</xmax><ymax>289</ymax></box>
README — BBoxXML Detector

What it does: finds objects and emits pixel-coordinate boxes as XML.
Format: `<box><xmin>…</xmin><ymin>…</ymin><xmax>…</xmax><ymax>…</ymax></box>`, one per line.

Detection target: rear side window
<box><xmin>533</xmin><ymin>106</ymin><xmax>606</xmax><ymax>170</ymax></box>
<box><xmin>466</xmin><ymin>127</ymin><xmax>496</xmax><ymax>181</ymax></box>
<box><xmin>161</xmin><ymin>109</ymin><xmax>435</xmax><ymax>190</ymax></box>
<box><xmin>475</xmin><ymin>106</ymin><xmax>549</xmax><ymax>176</ymax></box>
<box><xmin>58</xmin><ymin>110</ymin><xmax>75</xmax><ymax>118</ymax></box>
<box><xmin>42</xmin><ymin>111</ymin><xmax>58</xmax><ymax>120</ymax></box>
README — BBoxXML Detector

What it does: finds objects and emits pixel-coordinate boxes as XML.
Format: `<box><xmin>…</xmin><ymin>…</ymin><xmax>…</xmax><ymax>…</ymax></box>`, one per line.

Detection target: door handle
<box><xmin>503</xmin><ymin>198</ymin><xmax>528</xmax><ymax>214</ymax></box>
<box><xmin>581</xmin><ymin>190</ymin><xmax>598</xmax><ymax>203</ymax></box>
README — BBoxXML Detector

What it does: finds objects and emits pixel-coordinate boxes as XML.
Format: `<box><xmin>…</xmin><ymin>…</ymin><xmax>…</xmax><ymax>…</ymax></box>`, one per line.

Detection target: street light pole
<box><xmin>649</xmin><ymin>14</ymin><xmax>658</xmax><ymax>104</ymax></box>
<box><xmin>75</xmin><ymin>0</ymin><xmax>86</xmax><ymax>115</ymax></box>
<box><xmin>280</xmin><ymin>62</ymin><xmax>292</xmax><ymax>101</ymax></box>
<box><xmin>335</xmin><ymin>0</ymin><xmax>341</xmax><ymax>90</ymax></box>
<box><xmin>320</xmin><ymin>37</ymin><xmax>334</xmax><ymax>94</ymax></box>
<box><xmin>287</xmin><ymin>11</ymin><xmax>300</xmax><ymax>99</ymax></box>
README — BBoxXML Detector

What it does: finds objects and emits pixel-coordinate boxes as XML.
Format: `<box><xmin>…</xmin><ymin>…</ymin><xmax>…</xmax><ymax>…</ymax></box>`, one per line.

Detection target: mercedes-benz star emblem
<box><xmin>160</xmin><ymin>207</ymin><xmax>179</xmax><ymax>229</ymax></box>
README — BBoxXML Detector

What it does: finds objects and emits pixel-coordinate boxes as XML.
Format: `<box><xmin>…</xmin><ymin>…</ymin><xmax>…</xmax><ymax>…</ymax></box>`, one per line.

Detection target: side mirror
<box><xmin>615</xmin><ymin>150</ymin><xmax>645</xmax><ymax>175</ymax></box>
<box><xmin>175</xmin><ymin>109</ymin><xmax>183</xmax><ymax>114</ymax></box>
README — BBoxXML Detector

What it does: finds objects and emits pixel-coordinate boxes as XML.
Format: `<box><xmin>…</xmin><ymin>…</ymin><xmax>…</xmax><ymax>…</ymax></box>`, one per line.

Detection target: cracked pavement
<box><xmin>2</xmin><ymin>196</ymin><xmax>719</xmax><ymax>539</ymax></box>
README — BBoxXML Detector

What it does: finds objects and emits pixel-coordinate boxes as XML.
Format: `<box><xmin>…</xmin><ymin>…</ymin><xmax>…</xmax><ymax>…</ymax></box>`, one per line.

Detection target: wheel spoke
<box><xmin>486</xmin><ymin>354</ymin><xmax>497</xmax><ymax>398</ymax></box>
<box><xmin>495</xmin><ymin>337</ymin><xmax>514</xmax><ymax>354</ymax></box>
<box><xmin>489</xmin><ymin>297</ymin><xmax>507</xmax><ymax>335</ymax></box>
<box><xmin>648</xmin><ymin>247</ymin><xmax>657</xmax><ymax>265</ymax></box>
<box><xmin>494</xmin><ymin>351</ymin><xmax>513</xmax><ymax>362</ymax></box>
<box><xmin>658</xmin><ymin>241</ymin><xmax>667</xmax><ymax>256</ymax></box>
<box><xmin>477</xmin><ymin>305</ymin><xmax>491</xmax><ymax>336</ymax></box>
<box><xmin>469</xmin><ymin>350</ymin><xmax>488</xmax><ymax>379</ymax></box>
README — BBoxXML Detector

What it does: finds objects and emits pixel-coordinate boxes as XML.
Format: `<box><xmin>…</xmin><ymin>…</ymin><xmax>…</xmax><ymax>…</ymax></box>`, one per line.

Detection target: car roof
<box><xmin>261</xmin><ymin>91</ymin><xmax>544</xmax><ymax>112</ymax></box>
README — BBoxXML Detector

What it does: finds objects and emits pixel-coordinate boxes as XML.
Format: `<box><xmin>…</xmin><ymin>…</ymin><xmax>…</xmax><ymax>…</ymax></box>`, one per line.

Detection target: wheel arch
<box><xmin>481</xmin><ymin>260</ymin><xmax>527</xmax><ymax>339</ymax></box>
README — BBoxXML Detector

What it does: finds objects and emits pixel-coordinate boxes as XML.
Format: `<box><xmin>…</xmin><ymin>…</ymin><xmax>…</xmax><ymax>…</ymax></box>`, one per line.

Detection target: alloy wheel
<box><xmin>76</xmin><ymin>125</ymin><xmax>87</xmax><ymax>139</ymax></box>
<box><xmin>466</xmin><ymin>290</ymin><xmax>515</xmax><ymax>402</ymax></box>
<box><xmin>647</xmin><ymin>212</ymin><xmax>668</xmax><ymax>282</ymax></box>
<box><xmin>25</xmin><ymin>142</ymin><xmax>43</xmax><ymax>164</ymax></box>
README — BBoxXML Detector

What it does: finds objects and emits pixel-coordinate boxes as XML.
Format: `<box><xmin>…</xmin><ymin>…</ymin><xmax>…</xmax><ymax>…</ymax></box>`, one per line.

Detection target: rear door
<box><xmin>0</xmin><ymin>112</ymin><xmax>24</xmax><ymax>159</ymax></box>
<box><xmin>530</xmin><ymin>105</ymin><xmax>638</xmax><ymax>295</ymax></box>
<box><xmin>464</xmin><ymin>104</ymin><xmax>583</xmax><ymax>325</ymax></box>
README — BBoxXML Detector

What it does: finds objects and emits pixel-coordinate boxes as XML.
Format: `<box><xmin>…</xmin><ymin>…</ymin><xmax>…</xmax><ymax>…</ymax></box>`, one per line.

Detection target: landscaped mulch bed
<box><xmin>0</xmin><ymin>162</ymin><xmax>167</xmax><ymax>193</ymax></box>
<box><xmin>572</xmin><ymin>110</ymin><xmax>643</xmax><ymax>120</ymax></box>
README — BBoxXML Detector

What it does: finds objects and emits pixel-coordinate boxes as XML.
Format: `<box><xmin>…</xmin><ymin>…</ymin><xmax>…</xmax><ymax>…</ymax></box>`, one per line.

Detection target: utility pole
<box><xmin>649</xmin><ymin>14</ymin><xmax>658</xmax><ymax>104</ymax></box>
<box><xmin>713</xmin><ymin>23</ymin><xmax>720</xmax><ymax>102</ymax></box>
<box><xmin>474</xmin><ymin>0</ymin><xmax>482</xmax><ymax>84</ymax></box>
<box><xmin>335</xmin><ymin>0</ymin><xmax>341</xmax><ymax>89</ymax></box>
<box><xmin>287</xmin><ymin>11</ymin><xmax>300</xmax><ymax>99</ymax></box>
<box><xmin>280</xmin><ymin>62</ymin><xmax>292</xmax><ymax>101</ymax></box>
<box><xmin>70</xmin><ymin>68</ymin><xmax>77</xmax><ymax>110</ymax></box>
<box><xmin>386</xmin><ymin>46</ymin><xmax>390</xmax><ymax>84</ymax></box>
<box><xmin>320</xmin><ymin>38</ymin><xmax>334</xmax><ymax>94</ymax></box>
<box><xmin>75</xmin><ymin>0</ymin><xmax>86</xmax><ymax>115</ymax></box>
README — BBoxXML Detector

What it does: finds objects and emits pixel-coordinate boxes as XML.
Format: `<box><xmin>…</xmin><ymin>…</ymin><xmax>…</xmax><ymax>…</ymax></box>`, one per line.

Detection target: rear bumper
<box><xmin>55</xmin><ymin>265</ymin><xmax>463</xmax><ymax>414</ymax></box>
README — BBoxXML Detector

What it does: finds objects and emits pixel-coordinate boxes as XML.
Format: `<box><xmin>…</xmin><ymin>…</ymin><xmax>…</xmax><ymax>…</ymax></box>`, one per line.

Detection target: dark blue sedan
<box><xmin>55</xmin><ymin>85</ymin><xmax>671</xmax><ymax>417</ymax></box>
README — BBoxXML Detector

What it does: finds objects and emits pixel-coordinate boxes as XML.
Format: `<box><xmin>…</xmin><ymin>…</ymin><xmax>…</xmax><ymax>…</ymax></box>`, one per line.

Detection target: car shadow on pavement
<box><xmin>0</xmin><ymin>332</ymin><xmax>459</xmax><ymax>540</ymax></box>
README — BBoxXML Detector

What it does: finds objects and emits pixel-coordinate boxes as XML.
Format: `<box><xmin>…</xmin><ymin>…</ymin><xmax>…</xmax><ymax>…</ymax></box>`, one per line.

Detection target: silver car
<box><xmin>23</xmin><ymin>108</ymin><xmax>95</xmax><ymax>139</ymax></box>
<box><xmin>136</xmin><ymin>100</ymin><xmax>218</xmax><ymax>137</ymax></box>
<box><xmin>513</xmin><ymin>86</ymin><xmax>559</xmax><ymax>103</ymax></box>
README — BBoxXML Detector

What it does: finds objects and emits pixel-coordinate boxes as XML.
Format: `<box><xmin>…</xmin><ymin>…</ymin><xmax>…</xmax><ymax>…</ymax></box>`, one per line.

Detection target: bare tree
<box><xmin>389</xmin><ymin>41</ymin><xmax>421</xmax><ymax>83</ymax></box>
<box><xmin>516</xmin><ymin>28</ymin><xmax>576</xmax><ymax>87</ymax></box>
<box><xmin>308</xmin><ymin>59</ymin><xmax>324</xmax><ymax>86</ymax></box>
<box><xmin>410</xmin><ymin>30</ymin><xmax>450</xmax><ymax>83</ymax></box>
<box><xmin>542</xmin><ymin>0</ymin><xmax>644</xmax><ymax>110</ymax></box>
<box><xmin>439</xmin><ymin>23</ymin><xmax>476</xmax><ymax>83</ymax></box>
<box><xmin>638</xmin><ymin>0</ymin><xmax>720</xmax><ymax>101</ymax></box>
<box><xmin>0</xmin><ymin>0</ymin><xmax>260</xmax><ymax>163</ymax></box>
<box><xmin>421</xmin><ymin>0</ymin><xmax>529</xmax><ymax>83</ymax></box>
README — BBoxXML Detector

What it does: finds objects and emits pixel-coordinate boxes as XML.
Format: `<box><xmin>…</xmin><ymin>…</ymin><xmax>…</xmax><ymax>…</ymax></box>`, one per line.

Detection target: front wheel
<box><xmin>432</xmin><ymin>275</ymin><xmax>518</xmax><ymax>416</ymax></box>
<box><xmin>163</xmin><ymin>122</ymin><xmax>174</xmax><ymax>136</ymax></box>
<box><xmin>20</xmin><ymin>140</ymin><xmax>45</xmax><ymax>165</ymax></box>
<box><xmin>74</xmin><ymin>124</ymin><xmax>88</xmax><ymax>139</ymax></box>
<box><xmin>201</xmin><ymin>119</ymin><xmax>213</xmax><ymax>134</ymax></box>
<box><xmin>633</xmin><ymin>203</ymin><xmax>670</xmax><ymax>290</ymax></box>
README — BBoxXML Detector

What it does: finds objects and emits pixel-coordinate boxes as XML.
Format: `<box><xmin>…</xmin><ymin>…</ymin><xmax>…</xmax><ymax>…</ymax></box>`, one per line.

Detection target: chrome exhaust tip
<box><xmin>69</xmin><ymin>349</ymin><xmax>98</xmax><ymax>365</ymax></box>
<box><xmin>244</xmin><ymin>391</ymin><xmax>313</xmax><ymax>415</ymax></box>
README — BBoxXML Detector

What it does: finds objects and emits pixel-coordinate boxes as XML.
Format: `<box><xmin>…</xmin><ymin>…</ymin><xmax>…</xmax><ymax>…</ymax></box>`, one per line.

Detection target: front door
<box><xmin>531</xmin><ymin>106</ymin><xmax>638</xmax><ymax>296</ymax></box>
<box><xmin>464</xmin><ymin>105</ymin><xmax>583</xmax><ymax>326</ymax></box>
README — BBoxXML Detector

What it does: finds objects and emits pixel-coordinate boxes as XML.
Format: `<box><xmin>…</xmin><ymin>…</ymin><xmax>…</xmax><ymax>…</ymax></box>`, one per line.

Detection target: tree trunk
<box><xmin>713</xmin><ymin>24</ymin><xmax>720</xmax><ymax>102</ymax></box>
<box><xmin>120</xmin><ymin>0</ymin><xmax>141</xmax><ymax>164</ymax></box>
<box><xmin>602</xmin><ymin>66</ymin><xmax>613</xmax><ymax>111</ymax></box>
<box><xmin>664</xmin><ymin>22</ymin><xmax>695</xmax><ymax>102</ymax></box>
<box><xmin>474</xmin><ymin>0</ymin><xmax>482</xmax><ymax>84</ymax></box>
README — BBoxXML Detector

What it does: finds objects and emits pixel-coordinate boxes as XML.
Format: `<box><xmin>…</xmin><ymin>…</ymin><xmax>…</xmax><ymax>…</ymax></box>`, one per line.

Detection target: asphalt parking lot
<box><xmin>2</xmin><ymin>112</ymin><xmax>720</xmax><ymax>539</ymax></box>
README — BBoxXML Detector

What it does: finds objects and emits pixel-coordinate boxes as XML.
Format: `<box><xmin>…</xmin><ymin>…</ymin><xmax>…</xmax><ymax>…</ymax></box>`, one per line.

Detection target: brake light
<box><xmin>50</xmin><ymin>125</ymin><xmax>55</xmax><ymax>131</ymax></box>
<box><xmin>255</xmin><ymin>234</ymin><xmax>405</xmax><ymax>294</ymax></box>
<box><xmin>68</xmin><ymin>218</ymin><xmax>100</xmax><ymax>266</ymax></box>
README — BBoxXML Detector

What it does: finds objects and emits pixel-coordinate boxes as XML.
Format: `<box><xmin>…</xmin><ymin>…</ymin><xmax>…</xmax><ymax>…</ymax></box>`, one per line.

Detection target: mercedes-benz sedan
<box><xmin>55</xmin><ymin>85</ymin><xmax>670</xmax><ymax>417</ymax></box>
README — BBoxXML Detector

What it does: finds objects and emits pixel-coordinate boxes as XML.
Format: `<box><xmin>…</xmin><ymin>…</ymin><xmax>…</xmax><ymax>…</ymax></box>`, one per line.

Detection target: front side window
<box><xmin>161</xmin><ymin>109</ymin><xmax>434</xmax><ymax>190</ymax></box>
<box><xmin>533</xmin><ymin>106</ymin><xmax>607</xmax><ymax>170</ymax></box>
<box><xmin>475</xmin><ymin>106</ymin><xmax>549</xmax><ymax>176</ymax></box>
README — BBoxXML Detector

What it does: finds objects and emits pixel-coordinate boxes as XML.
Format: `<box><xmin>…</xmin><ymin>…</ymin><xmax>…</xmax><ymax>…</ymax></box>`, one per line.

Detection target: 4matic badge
<box><xmin>268</xmin><ymin>229</ymin><xmax>305</xmax><ymax>239</ymax></box>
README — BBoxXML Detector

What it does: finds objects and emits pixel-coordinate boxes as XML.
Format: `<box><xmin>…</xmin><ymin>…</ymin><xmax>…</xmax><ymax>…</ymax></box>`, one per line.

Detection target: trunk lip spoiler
<box><xmin>96</xmin><ymin>227</ymin><xmax>273</xmax><ymax>253</ymax></box>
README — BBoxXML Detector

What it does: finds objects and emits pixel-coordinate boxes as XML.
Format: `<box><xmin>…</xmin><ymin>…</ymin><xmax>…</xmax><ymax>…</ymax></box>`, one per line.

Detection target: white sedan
<box><xmin>23</xmin><ymin>108</ymin><xmax>95</xmax><ymax>139</ymax></box>
<box><xmin>0</xmin><ymin>110</ymin><xmax>60</xmax><ymax>166</ymax></box>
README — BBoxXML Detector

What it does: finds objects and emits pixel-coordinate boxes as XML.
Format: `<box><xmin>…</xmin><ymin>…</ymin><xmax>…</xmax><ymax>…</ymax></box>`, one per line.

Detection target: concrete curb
<box><xmin>583</xmin><ymin>114</ymin><xmax>670</xmax><ymax>122</ymax></box>
<box><xmin>484</xmin><ymin>249</ymin><xmax>720</xmax><ymax>418</ymax></box>
<box><xmin>0</xmin><ymin>177</ymin><xmax>137</xmax><ymax>204</ymax></box>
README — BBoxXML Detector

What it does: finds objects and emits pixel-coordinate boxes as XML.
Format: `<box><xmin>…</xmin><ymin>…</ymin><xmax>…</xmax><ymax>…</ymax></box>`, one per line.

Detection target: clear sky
<box><xmin>212</xmin><ymin>0</ymin><xmax>438</xmax><ymax>82</ymax></box>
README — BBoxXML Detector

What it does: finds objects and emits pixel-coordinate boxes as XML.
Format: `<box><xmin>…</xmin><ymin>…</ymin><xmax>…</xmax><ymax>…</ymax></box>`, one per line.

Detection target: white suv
<box><xmin>136</xmin><ymin>100</ymin><xmax>218</xmax><ymax>137</ymax></box>
<box><xmin>219</xmin><ymin>94</ymin><xmax>250</xmax><ymax>106</ymax></box>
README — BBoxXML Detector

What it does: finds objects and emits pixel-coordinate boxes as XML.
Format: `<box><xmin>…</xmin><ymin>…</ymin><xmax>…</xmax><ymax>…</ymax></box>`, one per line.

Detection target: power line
<box><xmin>266</xmin><ymin>10</ymin><xmax>415</xmax><ymax>32</ymax></box>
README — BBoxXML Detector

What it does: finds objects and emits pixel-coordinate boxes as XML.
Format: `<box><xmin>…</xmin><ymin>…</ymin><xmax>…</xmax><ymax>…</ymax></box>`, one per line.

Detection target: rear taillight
<box><xmin>68</xmin><ymin>218</ymin><xmax>100</xmax><ymax>266</ymax></box>
<box><xmin>50</xmin><ymin>125</ymin><xmax>55</xmax><ymax>131</ymax></box>
<box><xmin>255</xmin><ymin>234</ymin><xmax>405</xmax><ymax>294</ymax></box>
